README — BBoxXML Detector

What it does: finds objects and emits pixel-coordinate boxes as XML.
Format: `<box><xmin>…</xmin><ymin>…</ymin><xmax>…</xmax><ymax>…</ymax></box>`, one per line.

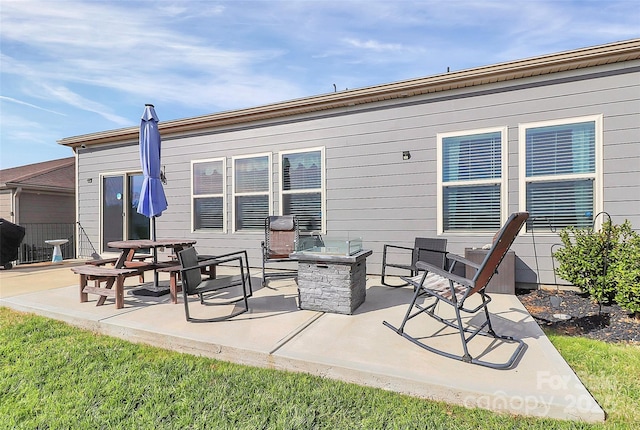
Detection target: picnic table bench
<box><xmin>72</xmin><ymin>265</ymin><xmax>139</xmax><ymax>309</ymax></box>
<box><xmin>85</xmin><ymin>254</ymin><xmax>153</xmax><ymax>266</ymax></box>
<box><xmin>86</xmin><ymin>255</ymin><xmax>153</xmax><ymax>282</ymax></box>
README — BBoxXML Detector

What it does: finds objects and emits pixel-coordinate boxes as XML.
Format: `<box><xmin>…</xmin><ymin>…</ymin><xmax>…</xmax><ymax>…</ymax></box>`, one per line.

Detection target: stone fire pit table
<box><xmin>289</xmin><ymin>248</ymin><xmax>372</xmax><ymax>314</ymax></box>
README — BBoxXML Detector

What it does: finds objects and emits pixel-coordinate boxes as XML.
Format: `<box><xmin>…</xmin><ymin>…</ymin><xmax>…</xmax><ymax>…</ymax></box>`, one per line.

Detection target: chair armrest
<box><xmin>414</xmin><ymin>260</ymin><xmax>475</xmax><ymax>288</ymax></box>
<box><xmin>201</xmin><ymin>255</ymin><xmax>243</xmax><ymax>267</ymax></box>
<box><xmin>416</xmin><ymin>247</ymin><xmax>447</xmax><ymax>254</ymax></box>
<box><xmin>383</xmin><ymin>244</ymin><xmax>414</xmax><ymax>252</ymax></box>
<box><xmin>382</xmin><ymin>244</ymin><xmax>415</xmax><ymax>272</ymax></box>
<box><xmin>446</xmin><ymin>253</ymin><xmax>481</xmax><ymax>270</ymax></box>
<box><xmin>382</xmin><ymin>244</ymin><xmax>414</xmax><ymax>264</ymax></box>
<box><xmin>181</xmin><ymin>255</ymin><xmax>243</xmax><ymax>272</ymax></box>
<box><xmin>199</xmin><ymin>250</ymin><xmax>248</xmax><ymax>262</ymax></box>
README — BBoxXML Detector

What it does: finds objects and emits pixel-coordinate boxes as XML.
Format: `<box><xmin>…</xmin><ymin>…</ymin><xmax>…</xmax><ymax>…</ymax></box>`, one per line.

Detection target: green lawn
<box><xmin>1</xmin><ymin>307</ymin><xmax>638</xmax><ymax>429</ymax></box>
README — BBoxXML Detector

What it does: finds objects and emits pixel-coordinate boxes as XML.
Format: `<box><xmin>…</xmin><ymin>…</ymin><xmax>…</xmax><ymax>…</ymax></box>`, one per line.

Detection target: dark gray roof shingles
<box><xmin>0</xmin><ymin>157</ymin><xmax>75</xmax><ymax>191</ymax></box>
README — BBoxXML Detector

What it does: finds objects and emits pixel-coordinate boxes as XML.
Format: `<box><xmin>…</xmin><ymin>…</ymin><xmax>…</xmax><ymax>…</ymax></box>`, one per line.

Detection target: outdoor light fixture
<box><xmin>402</xmin><ymin>151</ymin><xmax>411</xmax><ymax>160</ymax></box>
<box><xmin>160</xmin><ymin>166</ymin><xmax>167</xmax><ymax>185</ymax></box>
<box><xmin>86</xmin><ymin>178</ymin><xmax>92</xmax><ymax>183</ymax></box>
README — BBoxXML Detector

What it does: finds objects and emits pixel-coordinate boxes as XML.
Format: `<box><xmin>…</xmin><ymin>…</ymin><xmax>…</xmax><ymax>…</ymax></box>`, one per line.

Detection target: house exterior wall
<box><xmin>19</xmin><ymin>192</ymin><xmax>75</xmax><ymax>224</ymax></box>
<box><xmin>0</xmin><ymin>191</ymin><xmax>13</xmax><ymax>220</ymax></box>
<box><xmin>75</xmin><ymin>60</ymin><xmax>640</xmax><ymax>287</ymax></box>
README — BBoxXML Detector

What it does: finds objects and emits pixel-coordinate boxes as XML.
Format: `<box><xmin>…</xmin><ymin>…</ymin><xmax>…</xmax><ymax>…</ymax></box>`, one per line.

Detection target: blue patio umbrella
<box><xmin>137</xmin><ymin>104</ymin><xmax>168</xmax><ymax>291</ymax></box>
<box><xmin>137</xmin><ymin>104</ymin><xmax>168</xmax><ymax>224</ymax></box>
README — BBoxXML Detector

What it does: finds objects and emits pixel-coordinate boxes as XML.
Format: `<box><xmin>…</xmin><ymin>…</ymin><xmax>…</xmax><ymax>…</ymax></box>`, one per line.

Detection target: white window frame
<box><xmin>518</xmin><ymin>114</ymin><xmax>603</xmax><ymax>233</ymax></box>
<box><xmin>191</xmin><ymin>157</ymin><xmax>226</xmax><ymax>233</ymax></box>
<box><xmin>278</xmin><ymin>146</ymin><xmax>326</xmax><ymax>234</ymax></box>
<box><xmin>232</xmin><ymin>153</ymin><xmax>272</xmax><ymax>233</ymax></box>
<box><xmin>437</xmin><ymin>126</ymin><xmax>508</xmax><ymax>234</ymax></box>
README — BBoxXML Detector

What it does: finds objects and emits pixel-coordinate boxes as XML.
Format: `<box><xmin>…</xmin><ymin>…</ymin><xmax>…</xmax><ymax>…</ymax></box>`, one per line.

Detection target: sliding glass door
<box><xmin>101</xmin><ymin>173</ymin><xmax>149</xmax><ymax>252</ymax></box>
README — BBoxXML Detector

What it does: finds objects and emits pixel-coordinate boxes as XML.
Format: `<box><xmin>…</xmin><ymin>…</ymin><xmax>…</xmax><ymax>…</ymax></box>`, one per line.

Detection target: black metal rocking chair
<box><xmin>178</xmin><ymin>247</ymin><xmax>251</xmax><ymax>323</ymax></box>
<box><xmin>383</xmin><ymin>212</ymin><xmax>529</xmax><ymax>369</ymax></box>
<box><xmin>381</xmin><ymin>237</ymin><xmax>448</xmax><ymax>287</ymax></box>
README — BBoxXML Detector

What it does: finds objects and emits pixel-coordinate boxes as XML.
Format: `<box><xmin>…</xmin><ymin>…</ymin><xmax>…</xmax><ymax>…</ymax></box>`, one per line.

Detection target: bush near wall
<box><xmin>611</xmin><ymin>225</ymin><xmax>640</xmax><ymax>317</ymax></box>
<box><xmin>553</xmin><ymin>220</ymin><xmax>640</xmax><ymax>317</ymax></box>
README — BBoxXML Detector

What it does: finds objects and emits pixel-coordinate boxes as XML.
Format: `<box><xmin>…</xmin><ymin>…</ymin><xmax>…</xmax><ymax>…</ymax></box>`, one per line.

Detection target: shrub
<box><xmin>611</xmin><ymin>224</ymin><xmax>640</xmax><ymax>317</ymax></box>
<box><xmin>554</xmin><ymin>221</ymin><xmax>617</xmax><ymax>305</ymax></box>
<box><xmin>553</xmin><ymin>219</ymin><xmax>640</xmax><ymax>315</ymax></box>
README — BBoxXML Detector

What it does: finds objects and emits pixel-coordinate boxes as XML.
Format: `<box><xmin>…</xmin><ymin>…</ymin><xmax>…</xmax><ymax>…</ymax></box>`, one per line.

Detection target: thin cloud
<box><xmin>343</xmin><ymin>38</ymin><xmax>403</xmax><ymax>52</ymax></box>
<box><xmin>36</xmin><ymin>83</ymin><xmax>130</xmax><ymax>126</ymax></box>
<box><xmin>0</xmin><ymin>0</ymin><xmax>638</xmax><ymax>170</ymax></box>
<box><xmin>0</xmin><ymin>96</ymin><xmax>66</xmax><ymax>116</ymax></box>
<box><xmin>0</xmin><ymin>112</ymin><xmax>55</xmax><ymax>146</ymax></box>
<box><xmin>1</xmin><ymin>0</ymin><xmax>297</xmax><ymax>117</ymax></box>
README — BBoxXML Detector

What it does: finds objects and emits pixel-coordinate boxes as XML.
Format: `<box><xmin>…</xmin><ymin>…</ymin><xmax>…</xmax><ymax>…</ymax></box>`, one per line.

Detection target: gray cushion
<box><xmin>269</xmin><ymin>216</ymin><xmax>294</xmax><ymax>231</ymax></box>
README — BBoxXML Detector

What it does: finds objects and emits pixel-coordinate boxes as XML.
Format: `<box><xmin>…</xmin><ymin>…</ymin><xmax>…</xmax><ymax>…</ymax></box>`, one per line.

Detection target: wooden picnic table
<box><xmin>73</xmin><ymin>239</ymin><xmax>197</xmax><ymax>309</ymax></box>
<box><xmin>107</xmin><ymin>239</ymin><xmax>197</xmax><ymax>269</ymax></box>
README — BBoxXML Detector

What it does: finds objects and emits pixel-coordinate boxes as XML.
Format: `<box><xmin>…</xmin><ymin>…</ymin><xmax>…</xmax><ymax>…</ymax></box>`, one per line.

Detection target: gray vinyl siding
<box><xmin>0</xmin><ymin>191</ymin><xmax>13</xmax><ymax>220</ymax></box>
<box><xmin>76</xmin><ymin>59</ymin><xmax>640</xmax><ymax>287</ymax></box>
<box><xmin>19</xmin><ymin>193</ymin><xmax>75</xmax><ymax>224</ymax></box>
<box><xmin>76</xmin><ymin>142</ymin><xmax>139</xmax><ymax>255</ymax></box>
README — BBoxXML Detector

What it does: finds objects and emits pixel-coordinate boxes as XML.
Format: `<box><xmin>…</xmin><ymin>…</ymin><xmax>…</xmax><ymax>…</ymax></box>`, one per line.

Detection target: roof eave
<box><xmin>1</xmin><ymin>182</ymin><xmax>74</xmax><ymax>193</ymax></box>
<box><xmin>58</xmin><ymin>38</ymin><xmax>640</xmax><ymax>148</ymax></box>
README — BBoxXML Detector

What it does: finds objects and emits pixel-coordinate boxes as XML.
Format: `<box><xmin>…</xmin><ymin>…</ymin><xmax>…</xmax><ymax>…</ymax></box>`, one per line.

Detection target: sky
<box><xmin>1</xmin><ymin>0</ymin><xmax>639</xmax><ymax>170</ymax></box>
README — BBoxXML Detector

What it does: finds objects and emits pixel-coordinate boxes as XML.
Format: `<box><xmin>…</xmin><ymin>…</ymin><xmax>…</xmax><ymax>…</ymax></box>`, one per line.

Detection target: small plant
<box><xmin>611</xmin><ymin>224</ymin><xmax>640</xmax><ymax>318</ymax></box>
<box><xmin>554</xmin><ymin>221</ymin><xmax>617</xmax><ymax>305</ymax></box>
<box><xmin>553</xmin><ymin>219</ymin><xmax>640</xmax><ymax>317</ymax></box>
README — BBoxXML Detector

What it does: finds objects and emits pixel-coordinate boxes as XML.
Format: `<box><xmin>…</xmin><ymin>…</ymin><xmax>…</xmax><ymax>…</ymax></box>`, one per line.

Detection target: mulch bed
<box><xmin>517</xmin><ymin>288</ymin><xmax>640</xmax><ymax>344</ymax></box>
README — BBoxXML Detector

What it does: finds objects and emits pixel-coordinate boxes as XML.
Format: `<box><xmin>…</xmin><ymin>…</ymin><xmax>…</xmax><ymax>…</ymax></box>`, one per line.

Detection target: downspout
<box><xmin>74</xmin><ymin>147</ymin><xmax>80</xmax><ymax>259</ymax></box>
<box><xmin>12</xmin><ymin>186</ymin><xmax>22</xmax><ymax>224</ymax></box>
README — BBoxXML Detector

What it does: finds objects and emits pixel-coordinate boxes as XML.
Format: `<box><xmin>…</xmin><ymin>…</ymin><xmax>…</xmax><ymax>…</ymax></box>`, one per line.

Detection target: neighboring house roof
<box><xmin>0</xmin><ymin>157</ymin><xmax>75</xmax><ymax>193</ymax></box>
<box><xmin>58</xmin><ymin>38</ymin><xmax>640</xmax><ymax>148</ymax></box>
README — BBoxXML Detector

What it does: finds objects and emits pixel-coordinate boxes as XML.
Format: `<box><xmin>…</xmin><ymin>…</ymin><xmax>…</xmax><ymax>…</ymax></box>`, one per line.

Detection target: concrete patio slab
<box><xmin>0</xmin><ymin>263</ymin><xmax>605</xmax><ymax>423</ymax></box>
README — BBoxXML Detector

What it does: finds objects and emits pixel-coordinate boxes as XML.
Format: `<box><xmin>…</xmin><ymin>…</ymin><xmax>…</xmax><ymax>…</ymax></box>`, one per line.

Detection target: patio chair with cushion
<box><xmin>383</xmin><ymin>212</ymin><xmax>529</xmax><ymax>369</ymax></box>
<box><xmin>381</xmin><ymin>237</ymin><xmax>448</xmax><ymax>287</ymax></box>
<box><xmin>177</xmin><ymin>247</ymin><xmax>251</xmax><ymax>323</ymax></box>
<box><xmin>261</xmin><ymin>215</ymin><xmax>299</xmax><ymax>287</ymax></box>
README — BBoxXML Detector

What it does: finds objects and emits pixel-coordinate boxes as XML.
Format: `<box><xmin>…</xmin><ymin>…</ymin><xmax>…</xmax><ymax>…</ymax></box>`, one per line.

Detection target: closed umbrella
<box><xmin>138</xmin><ymin>104</ymin><xmax>168</xmax><ymax>221</ymax></box>
<box><xmin>137</xmin><ymin>104</ymin><xmax>168</xmax><ymax>291</ymax></box>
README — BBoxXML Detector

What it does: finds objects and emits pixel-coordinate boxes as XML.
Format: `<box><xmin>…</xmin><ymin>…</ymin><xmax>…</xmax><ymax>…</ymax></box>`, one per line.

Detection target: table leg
<box><xmin>114</xmin><ymin>248</ymin><xmax>135</xmax><ymax>269</ymax></box>
<box><xmin>115</xmin><ymin>275</ymin><xmax>125</xmax><ymax>309</ymax></box>
<box><xmin>96</xmin><ymin>278</ymin><xmax>116</xmax><ymax>306</ymax></box>
<box><xmin>79</xmin><ymin>274</ymin><xmax>88</xmax><ymax>303</ymax></box>
<box><xmin>169</xmin><ymin>271</ymin><xmax>181</xmax><ymax>304</ymax></box>
<box><xmin>202</xmin><ymin>265</ymin><xmax>216</xmax><ymax>279</ymax></box>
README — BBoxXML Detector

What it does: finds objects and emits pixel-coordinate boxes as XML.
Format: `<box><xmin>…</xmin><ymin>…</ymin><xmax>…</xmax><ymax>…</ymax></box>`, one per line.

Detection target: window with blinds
<box><xmin>280</xmin><ymin>148</ymin><xmax>324</xmax><ymax>233</ymax></box>
<box><xmin>438</xmin><ymin>128</ymin><xmax>506</xmax><ymax>232</ymax></box>
<box><xmin>233</xmin><ymin>154</ymin><xmax>271</xmax><ymax>231</ymax></box>
<box><xmin>520</xmin><ymin>116</ymin><xmax>600</xmax><ymax>231</ymax></box>
<box><xmin>192</xmin><ymin>158</ymin><xmax>225</xmax><ymax>231</ymax></box>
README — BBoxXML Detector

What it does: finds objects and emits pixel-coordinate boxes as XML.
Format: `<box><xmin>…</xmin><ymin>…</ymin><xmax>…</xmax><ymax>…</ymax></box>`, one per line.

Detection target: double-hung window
<box><xmin>279</xmin><ymin>148</ymin><xmax>325</xmax><ymax>233</ymax></box>
<box><xmin>233</xmin><ymin>153</ymin><xmax>271</xmax><ymax>231</ymax></box>
<box><xmin>191</xmin><ymin>158</ymin><xmax>226</xmax><ymax>232</ymax></box>
<box><xmin>519</xmin><ymin>115</ymin><xmax>602</xmax><ymax>231</ymax></box>
<box><xmin>437</xmin><ymin>127</ymin><xmax>507</xmax><ymax>233</ymax></box>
